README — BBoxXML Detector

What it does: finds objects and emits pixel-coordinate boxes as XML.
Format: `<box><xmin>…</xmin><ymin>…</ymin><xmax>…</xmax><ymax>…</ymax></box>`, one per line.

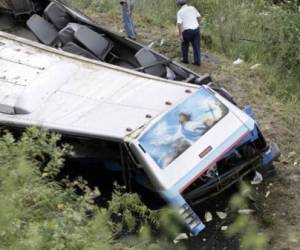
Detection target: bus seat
<box><xmin>26</xmin><ymin>14</ymin><xmax>58</xmax><ymax>46</ymax></box>
<box><xmin>74</xmin><ymin>26</ymin><xmax>113</xmax><ymax>61</ymax></box>
<box><xmin>134</xmin><ymin>48</ymin><xmax>166</xmax><ymax>77</ymax></box>
<box><xmin>44</xmin><ymin>2</ymin><xmax>72</xmax><ymax>30</ymax></box>
<box><xmin>62</xmin><ymin>42</ymin><xmax>98</xmax><ymax>60</ymax></box>
<box><xmin>58</xmin><ymin>22</ymin><xmax>82</xmax><ymax>45</ymax></box>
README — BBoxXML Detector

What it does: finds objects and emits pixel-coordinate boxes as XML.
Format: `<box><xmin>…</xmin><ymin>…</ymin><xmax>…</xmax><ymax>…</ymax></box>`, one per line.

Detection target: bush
<box><xmin>227</xmin><ymin>183</ymin><xmax>268</xmax><ymax>250</ymax></box>
<box><xmin>0</xmin><ymin>128</ymin><xmax>178</xmax><ymax>250</ymax></box>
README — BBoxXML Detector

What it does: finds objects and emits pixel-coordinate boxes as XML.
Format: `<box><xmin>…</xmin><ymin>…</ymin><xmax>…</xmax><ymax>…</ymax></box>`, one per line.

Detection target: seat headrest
<box><xmin>44</xmin><ymin>2</ymin><xmax>73</xmax><ymax>30</ymax></box>
<box><xmin>26</xmin><ymin>14</ymin><xmax>58</xmax><ymax>46</ymax></box>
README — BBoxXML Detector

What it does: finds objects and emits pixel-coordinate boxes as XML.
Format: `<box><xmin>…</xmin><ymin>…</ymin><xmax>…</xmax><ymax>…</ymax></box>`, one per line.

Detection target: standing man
<box><xmin>120</xmin><ymin>0</ymin><xmax>136</xmax><ymax>40</ymax></box>
<box><xmin>176</xmin><ymin>0</ymin><xmax>202</xmax><ymax>66</ymax></box>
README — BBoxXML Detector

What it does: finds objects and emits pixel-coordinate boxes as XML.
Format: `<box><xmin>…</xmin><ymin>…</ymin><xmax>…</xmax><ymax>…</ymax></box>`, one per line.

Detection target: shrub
<box><xmin>227</xmin><ymin>183</ymin><xmax>268</xmax><ymax>250</ymax></box>
<box><xmin>0</xmin><ymin>128</ymin><xmax>178</xmax><ymax>250</ymax></box>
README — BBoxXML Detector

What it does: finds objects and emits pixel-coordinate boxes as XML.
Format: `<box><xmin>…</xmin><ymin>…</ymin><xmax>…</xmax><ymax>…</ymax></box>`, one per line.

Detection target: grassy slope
<box><xmin>88</xmin><ymin>11</ymin><xmax>300</xmax><ymax>249</ymax></box>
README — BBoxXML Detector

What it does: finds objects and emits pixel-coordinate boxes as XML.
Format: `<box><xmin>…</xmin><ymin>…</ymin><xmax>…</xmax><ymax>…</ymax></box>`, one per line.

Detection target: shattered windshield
<box><xmin>139</xmin><ymin>88</ymin><xmax>228</xmax><ymax>169</ymax></box>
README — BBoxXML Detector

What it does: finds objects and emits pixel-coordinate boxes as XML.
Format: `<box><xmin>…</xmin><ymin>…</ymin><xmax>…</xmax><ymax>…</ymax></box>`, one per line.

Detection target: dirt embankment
<box><xmin>92</xmin><ymin>12</ymin><xmax>300</xmax><ymax>250</ymax></box>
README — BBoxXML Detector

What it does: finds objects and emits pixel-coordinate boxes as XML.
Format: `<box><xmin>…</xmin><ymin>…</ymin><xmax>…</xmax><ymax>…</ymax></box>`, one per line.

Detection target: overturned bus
<box><xmin>0</xmin><ymin>33</ymin><xmax>280</xmax><ymax>235</ymax></box>
<box><xmin>0</xmin><ymin>0</ymin><xmax>211</xmax><ymax>85</ymax></box>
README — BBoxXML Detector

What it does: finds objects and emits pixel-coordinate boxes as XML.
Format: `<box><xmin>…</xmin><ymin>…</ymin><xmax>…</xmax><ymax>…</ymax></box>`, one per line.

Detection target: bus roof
<box><xmin>0</xmin><ymin>32</ymin><xmax>199</xmax><ymax>141</ymax></box>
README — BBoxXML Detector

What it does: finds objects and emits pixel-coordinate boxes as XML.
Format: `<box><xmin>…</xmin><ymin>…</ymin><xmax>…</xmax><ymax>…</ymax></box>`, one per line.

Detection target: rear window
<box><xmin>139</xmin><ymin>88</ymin><xmax>228</xmax><ymax>169</ymax></box>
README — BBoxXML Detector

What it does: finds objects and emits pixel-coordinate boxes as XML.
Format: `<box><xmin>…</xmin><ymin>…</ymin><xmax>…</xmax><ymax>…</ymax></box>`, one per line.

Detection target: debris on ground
<box><xmin>221</xmin><ymin>226</ymin><xmax>228</xmax><ymax>231</ymax></box>
<box><xmin>233</xmin><ymin>58</ymin><xmax>244</xmax><ymax>65</ymax></box>
<box><xmin>147</xmin><ymin>41</ymin><xmax>155</xmax><ymax>48</ymax></box>
<box><xmin>265</xmin><ymin>191</ymin><xmax>271</xmax><ymax>198</ymax></box>
<box><xmin>160</xmin><ymin>38</ymin><xmax>165</xmax><ymax>47</ymax></box>
<box><xmin>216</xmin><ymin>211</ymin><xmax>227</xmax><ymax>220</ymax></box>
<box><xmin>250</xmin><ymin>63</ymin><xmax>261</xmax><ymax>70</ymax></box>
<box><xmin>288</xmin><ymin>151</ymin><xmax>296</xmax><ymax>159</ymax></box>
<box><xmin>251</xmin><ymin>171</ymin><xmax>263</xmax><ymax>185</ymax></box>
<box><xmin>173</xmin><ymin>233</ymin><xmax>189</xmax><ymax>244</ymax></box>
<box><xmin>205</xmin><ymin>211</ymin><xmax>213</xmax><ymax>222</ymax></box>
<box><xmin>238</xmin><ymin>209</ymin><xmax>255</xmax><ymax>215</ymax></box>
<box><xmin>288</xmin><ymin>174</ymin><xmax>300</xmax><ymax>182</ymax></box>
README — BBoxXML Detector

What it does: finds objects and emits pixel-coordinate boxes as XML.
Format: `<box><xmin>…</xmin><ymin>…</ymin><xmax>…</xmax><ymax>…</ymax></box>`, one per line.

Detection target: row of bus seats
<box><xmin>26</xmin><ymin>2</ymin><xmax>116</xmax><ymax>62</ymax></box>
<box><xmin>26</xmin><ymin>1</ymin><xmax>206</xmax><ymax>82</ymax></box>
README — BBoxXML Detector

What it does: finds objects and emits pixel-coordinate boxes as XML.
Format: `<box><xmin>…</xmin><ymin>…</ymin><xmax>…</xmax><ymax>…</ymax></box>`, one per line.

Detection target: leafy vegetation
<box><xmin>227</xmin><ymin>183</ymin><xmax>268</xmax><ymax>250</ymax></box>
<box><xmin>0</xmin><ymin>128</ymin><xmax>178</xmax><ymax>250</ymax></box>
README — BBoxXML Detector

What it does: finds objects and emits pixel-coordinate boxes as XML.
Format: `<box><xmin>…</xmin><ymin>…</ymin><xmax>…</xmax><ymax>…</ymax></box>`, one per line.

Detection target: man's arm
<box><xmin>177</xmin><ymin>12</ymin><xmax>183</xmax><ymax>42</ymax></box>
<box><xmin>193</xmin><ymin>6</ymin><xmax>202</xmax><ymax>25</ymax></box>
<box><xmin>197</xmin><ymin>16</ymin><xmax>202</xmax><ymax>24</ymax></box>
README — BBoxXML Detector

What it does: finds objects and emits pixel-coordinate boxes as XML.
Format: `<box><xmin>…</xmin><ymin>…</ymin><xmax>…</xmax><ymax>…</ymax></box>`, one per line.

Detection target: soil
<box><xmin>89</xmin><ymin>12</ymin><xmax>300</xmax><ymax>250</ymax></box>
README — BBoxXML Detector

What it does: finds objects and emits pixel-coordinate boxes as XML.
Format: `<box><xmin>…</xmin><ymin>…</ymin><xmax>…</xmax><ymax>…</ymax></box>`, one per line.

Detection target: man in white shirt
<box><xmin>176</xmin><ymin>0</ymin><xmax>202</xmax><ymax>65</ymax></box>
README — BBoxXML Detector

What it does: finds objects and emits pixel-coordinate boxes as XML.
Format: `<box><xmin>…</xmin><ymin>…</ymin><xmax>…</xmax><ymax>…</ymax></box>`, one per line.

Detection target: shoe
<box><xmin>181</xmin><ymin>60</ymin><xmax>189</xmax><ymax>64</ymax></box>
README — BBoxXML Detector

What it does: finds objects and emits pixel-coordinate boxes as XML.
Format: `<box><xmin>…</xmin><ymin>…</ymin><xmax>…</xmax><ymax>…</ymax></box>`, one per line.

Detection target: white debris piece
<box><xmin>205</xmin><ymin>211</ymin><xmax>213</xmax><ymax>222</ymax></box>
<box><xmin>173</xmin><ymin>233</ymin><xmax>189</xmax><ymax>244</ymax></box>
<box><xmin>251</xmin><ymin>171</ymin><xmax>263</xmax><ymax>185</ymax></box>
<box><xmin>216</xmin><ymin>211</ymin><xmax>227</xmax><ymax>220</ymax></box>
<box><xmin>233</xmin><ymin>58</ymin><xmax>244</xmax><ymax>65</ymax></box>
<box><xmin>288</xmin><ymin>151</ymin><xmax>296</xmax><ymax>158</ymax></box>
<box><xmin>148</xmin><ymin>41</ymin><xmax>155</xmax><ymax>48</ymax></box>
<box><xmin>250</xmin><ymin>63</ymin><xmax>261</xmax><ymax>70</ymax></box>
<box><xmin>160</xmin><ymin>38</ymin><xmax>165</xmax><ymax>47</ymax></box>
<box><xmin>238</xmin><ymin>209</ymin><xmax>255</xmax><ymax>215</ymax></box>
<box><xmin>265</xmin><ymin>191</ymin><xmax>271</xmax><ymax>198</ymax></box>
<box><xmin>221</xmin><ymin>226</ymin><xmax>228</xmax><ymax>231</ymax></box>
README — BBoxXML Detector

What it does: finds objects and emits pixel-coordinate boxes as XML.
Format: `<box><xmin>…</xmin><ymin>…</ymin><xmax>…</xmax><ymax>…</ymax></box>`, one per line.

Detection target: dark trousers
<box><xmin>181</xmin><ymin>28</ymin><xmax>201</xmax><ymax>65</ymax></box>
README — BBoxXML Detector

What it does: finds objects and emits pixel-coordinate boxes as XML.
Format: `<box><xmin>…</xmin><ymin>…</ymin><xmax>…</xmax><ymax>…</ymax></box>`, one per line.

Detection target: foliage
<box><xmin>107</xmin><ymin>185</ymin><xmax>160</xmax><ymax>237</ymax></box>
<box><xmin>227</xmin><ymin>183</ymin><xmax>268</xmax><ymax>250</ymax></box>
<box><xmin>0</xmin><ymin>128</ymin><xmax>179</xmax><ymax>250</ymax></box>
